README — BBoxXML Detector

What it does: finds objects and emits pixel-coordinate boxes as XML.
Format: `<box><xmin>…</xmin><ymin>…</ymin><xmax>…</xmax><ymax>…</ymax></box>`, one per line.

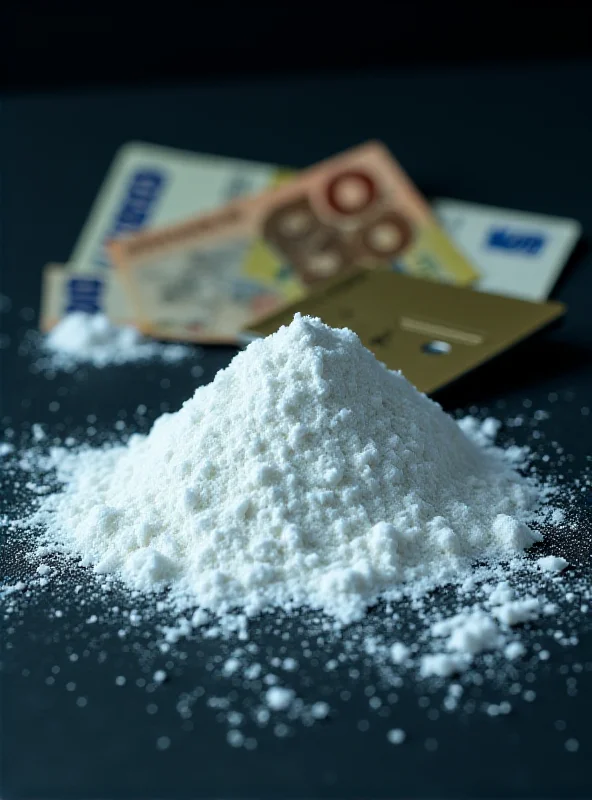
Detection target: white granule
<box><xmin>387</xmin><ymin>728</ymin><xmax>406</xmax><ymax>744</ymax></box>
<box><xmin>537</xmin><ymin>555</ymin><xmax>568</xmax><ymax>573</ymax></box>
<box><xmin>431</xmin><ymin>611</ymin><xmax>503</xmax><ymax>655</ymax></box>
<box><xmin>457</xmin><ymin>416</ymin><xmax>501</xmax><ymax>447</ymax></box>
<box><xmin>265</xmin><ymin>687</ymin><xmax>295</xmax><ymax>711</ymax></box>
<box><xmin>565</xmin><ymin>738</ymin><xmax>579</xmax><ymax>752</ymax></box>
<box><xmin>486</xmin><ymin>581</ymin><xmax>515</xmax><ymax>605</ymax></box>
<box><xmin>42</xmin><ymin>312</ymin><xmax>190</xmax><ymax>370</ymax></box>
<box><xmin>191</xmin><ymin>609</ymin><xmax>209</xmax><ymax>628</ymax></box>
<box><xmin>227</xmin><ymin>729</ymin><xmax>244</xmax><ymax>747</ymax></box>
<box><xmin>480</xmin><ymin>417</ymin><xmax>501</xmax><ymax>440</ymax></box>
<box><xmin>223</xmin><ymin>658</ymin><xmax>241</xmax><ymax>676</ymax></box>
<box><xmin>420</xmin><ymin>653</ymin><xmax>470</xmax><ymax>678</ymax></box>
<box><xmin>310</xmin><ymin>701</ymin><xmax>330</xmax><ymax>719</ymax></box>
<box><xmin>156</xmin><ymin>736</ymin><xmax>171</xmax><ymax>751</ymax></box>
<box><xmin>244</xmin><ymin>664</ymin><xmax>262</xmax><ymax>680</ymax></box>
<box><xmin>33</xmin><ymin>314</ymin><xmax>546</xmax><ymax>626</ymax></box>
<box><xmin>493</xmin><ymin>598</ymin><xmax>541</xmax><ymax>626</ymax></box>
<box><xmin>390</xmin><ymin>642</ymin><xmax>411</xmax><ymax>664</ymax></box>
<box><xmin>255</xmin><ymin>708</ymin><xmax>270</xmax><ymax>725</ymax></box>
<box><xmin>550</xmin><ymin>509</ymin><xmax>565</xmax><ymax>524</ymax></box>
<box><xmin>0</xmin><ymin>442</ymin><xmax>14</xmax><ymax>457</ymax></box>
<box><xmin>504</xmin><ymin>641</ymin><xmax>526</xmax><ymax>660</ymax></box>
<box><xmin>2</xmin><ymin>581</ymin><xmax>26</xmax><ymax>594</ymax></box>
<box><xmin>32</xmin><ymin>424</ymin><xmax>46</xmax><ymax>442</ymax></box>
<box><xmin>153</xmin><ymin>670</ymin><xmax>167</xmax><ymax>683</ymax></box>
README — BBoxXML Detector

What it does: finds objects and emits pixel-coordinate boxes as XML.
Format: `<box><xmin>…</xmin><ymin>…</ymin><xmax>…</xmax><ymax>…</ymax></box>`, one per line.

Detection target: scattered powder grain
<box><xmin>41</xmin><ymin>312</ymin><xmax>190</xmax><ymax>370</ymax></box>
<box><xmin>387</xmin><ymin>728</ymin><xmax>406</xmax><ymax>744</ymax></box>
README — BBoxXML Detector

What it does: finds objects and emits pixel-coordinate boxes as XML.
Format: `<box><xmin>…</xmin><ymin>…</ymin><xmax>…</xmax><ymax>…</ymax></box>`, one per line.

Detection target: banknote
<box><xmin>434</xmin><ymin>198</ymin><xmax>581</xmax><ymax>301</ymax></box>
<box><xmin>109</xmin><ymin>142</ymin><xmax>478</xmax><ymax>343</ymax></box>
<box><xmin>40</xmin><ymin>264</ymin><xmax>133</xmax><ymax>331</ymax></box>
<box><xmin>70</xmin><ymin>141</ymin><xmax>293</xmax><ymax>272</ymax></box>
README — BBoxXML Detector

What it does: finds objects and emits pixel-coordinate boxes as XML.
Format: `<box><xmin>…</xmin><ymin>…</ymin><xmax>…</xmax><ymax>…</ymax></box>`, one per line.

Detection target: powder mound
<box><xmin>36</xmin><ymin>314</ymin><xmax>543</xmax><ymax>622</ymax></box>
<box><xmin>43</xmin><ymin>312</ymin><xmax>190</xmax><ymax>369</ymax></box>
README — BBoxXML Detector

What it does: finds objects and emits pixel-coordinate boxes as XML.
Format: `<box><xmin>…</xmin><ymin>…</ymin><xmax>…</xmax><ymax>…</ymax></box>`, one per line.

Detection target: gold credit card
<box><xmin>108</xmin><ymin>141</ymin><xmax>478</xmax><ymax>344</ymax></box>
<box><xmin>249</xmin><ymin>271</ymin><xmax>565</xmax><ymax>394</ymax></box>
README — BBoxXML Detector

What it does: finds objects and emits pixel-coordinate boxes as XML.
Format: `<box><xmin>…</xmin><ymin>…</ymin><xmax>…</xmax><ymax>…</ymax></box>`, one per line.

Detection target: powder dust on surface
<box><xmin>1</xmin><ymin>312</ymin><xmax>591</xmax><ymax>754</ymax></box>
<box><xmin>32</xmin><ymin>312</ymin><xmax>191</xmax><ymax>372</ymax></box>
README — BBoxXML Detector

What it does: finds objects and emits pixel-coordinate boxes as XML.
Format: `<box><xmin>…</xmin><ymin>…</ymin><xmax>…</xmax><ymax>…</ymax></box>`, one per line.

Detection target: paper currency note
<box><xmin>70</xmin><ymin>141</ymin><xmax>293</xmax><ymax>272</ymax></box>
<box><xmin>434</xmin><ymin>198</ymin><xmax>581</xmax><ymax>301</ymax></box>
<box><xmin>109</xmin><ymin>142</ymin><xmax>478</xmax><ymax>343</ymax></box>
<box><xmin>40</xmin><ymin>264</ymin><xmax>133</xmax><ymax>331</ymax></box>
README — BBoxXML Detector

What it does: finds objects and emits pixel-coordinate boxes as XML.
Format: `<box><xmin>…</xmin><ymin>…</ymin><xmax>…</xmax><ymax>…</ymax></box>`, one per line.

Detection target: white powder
<box><xmin>11</xmin><ymin>312</ymin><xmax>582</xmax><ymax>751</ymax></box>
<box><xmin>223</xmin><ymin>658</ymin><xmax>241</xmax><ymax>676</ymax></box>
<box><xmin>431</xmin><ymin>611</ymin><xmax>504</xmax><ymax>655</ymax></box>
<box><xmin>42</xmin><ymin>312</ymin><xmax>190</xmax><ymax>370</ymax></box>
<box><xmin>32</xmin><ymin>424</ymin><xmax>46</xmax><ymax>442</ymax></box>
<box><xmin>156</xmin><ymin>736</ymin><xmax>171</xmax><ymax>751</ymax></box>
<box><xmin>486</xmin><ymin>581</ymin><xmax>515</xmax><ymax>605</ymax></box>
<box><xmin>191</xmin><ymin>609</ymin><xmax>209</xmax><ymax>628</ymax></box>
<box><xmin>244</xmin><ymin>664</ymin><xmax>262</xmax><ymax>680</ymax></box>
<box><xmin>387</xmin><ymin>728</ymin><xmax>406</xmax><ymax>744</ymax></box>
<box><xmin>310</xmin><ymin>701</ymin><xmax>330</xmax><ymax>719</ymax></box>
<box><xmin>504</xmin><ymin>641</ymin><xmax>526</xmax><ymax>660</ymax></box>
<box><xmin>420</xmin><ymin>653</ymin><xmax>470</xmax><ymax>678</ymax></box>
<box><xmin>390</xmin><ymin>642</ymin><xmax>411</xmax><ymax>664</ymax></box>
<box><xmin>419</xmin><ymin>593</ymin><xmax>552</xmax><ymax>675</ymax></box>
<box><xmin>34</xmin><ymin>314</ymin><xmax>548</xmax><ymax>625</ymax></box>
<box><xmin>265</xmin><ymin>687</ymin><xmax>295</xmax><ymax>711</ymax></box>
<box><xmin>537</xmin><ymin>555</ymin><xmax>568</xmax><ymax>573</ymax></box>
<box><xmin>493</xmin><ymin>598</ymin><xmax>541</xmax><ymax>626</ymax></box>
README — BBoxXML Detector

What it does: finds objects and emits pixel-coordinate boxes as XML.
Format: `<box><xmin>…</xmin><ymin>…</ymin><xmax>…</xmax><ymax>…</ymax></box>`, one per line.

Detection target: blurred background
<box><xmin>2</xmin><ymin>1</ymin><xmax>592</xmax><ymax>92</ymax></box>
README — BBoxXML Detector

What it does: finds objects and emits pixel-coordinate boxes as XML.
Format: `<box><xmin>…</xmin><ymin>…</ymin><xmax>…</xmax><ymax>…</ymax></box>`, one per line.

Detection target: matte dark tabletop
<box><xmin>1</xmin><ymin>62</ymin><xmax>592</xmax><ymax>799</ymax></box>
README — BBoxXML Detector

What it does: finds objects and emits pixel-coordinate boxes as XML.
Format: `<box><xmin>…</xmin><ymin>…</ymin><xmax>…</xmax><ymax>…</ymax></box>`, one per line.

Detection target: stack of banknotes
<box><xmin>41</xmin><ymin>140</ymin><xmax>581</xmax><ymax>346</ymax></box>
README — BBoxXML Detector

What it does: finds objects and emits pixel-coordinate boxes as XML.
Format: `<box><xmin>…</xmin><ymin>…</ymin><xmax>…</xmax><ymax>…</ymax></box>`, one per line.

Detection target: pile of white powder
<box><xmin>3</xmin><ymin>313</ymin><xmax>590</xmax><ymax>755</ymax></box>
<box><xmin>35</xmin><ymin>314</ymin><xmax>555</xmax><ymax>624</ymax></box>
<box><xmin>42</xmin><ymin>312</ymin><xmax>190</xmax><ymax>370</ymax></box>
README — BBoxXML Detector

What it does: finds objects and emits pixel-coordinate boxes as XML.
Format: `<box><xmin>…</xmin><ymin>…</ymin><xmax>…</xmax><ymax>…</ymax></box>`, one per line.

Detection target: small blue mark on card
<box><xmin>486</xmin><ymin>227</ymin><xmax>546</xmax><ymax>255</ymax></box>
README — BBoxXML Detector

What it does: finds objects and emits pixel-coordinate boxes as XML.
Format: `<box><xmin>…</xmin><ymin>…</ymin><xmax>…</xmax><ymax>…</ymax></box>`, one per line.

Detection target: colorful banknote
<box><xmin>109</xmin><ymin>142</ymin><xmax>478</xmax><ymax>343</ymax></box>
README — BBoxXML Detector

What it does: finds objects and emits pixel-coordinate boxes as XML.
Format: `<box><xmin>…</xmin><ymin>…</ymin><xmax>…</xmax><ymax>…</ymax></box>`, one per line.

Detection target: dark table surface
<box><xmin>1</xmin><ymin>62</ymin><xmax>592</xmax><ymax>799</ymax></box>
